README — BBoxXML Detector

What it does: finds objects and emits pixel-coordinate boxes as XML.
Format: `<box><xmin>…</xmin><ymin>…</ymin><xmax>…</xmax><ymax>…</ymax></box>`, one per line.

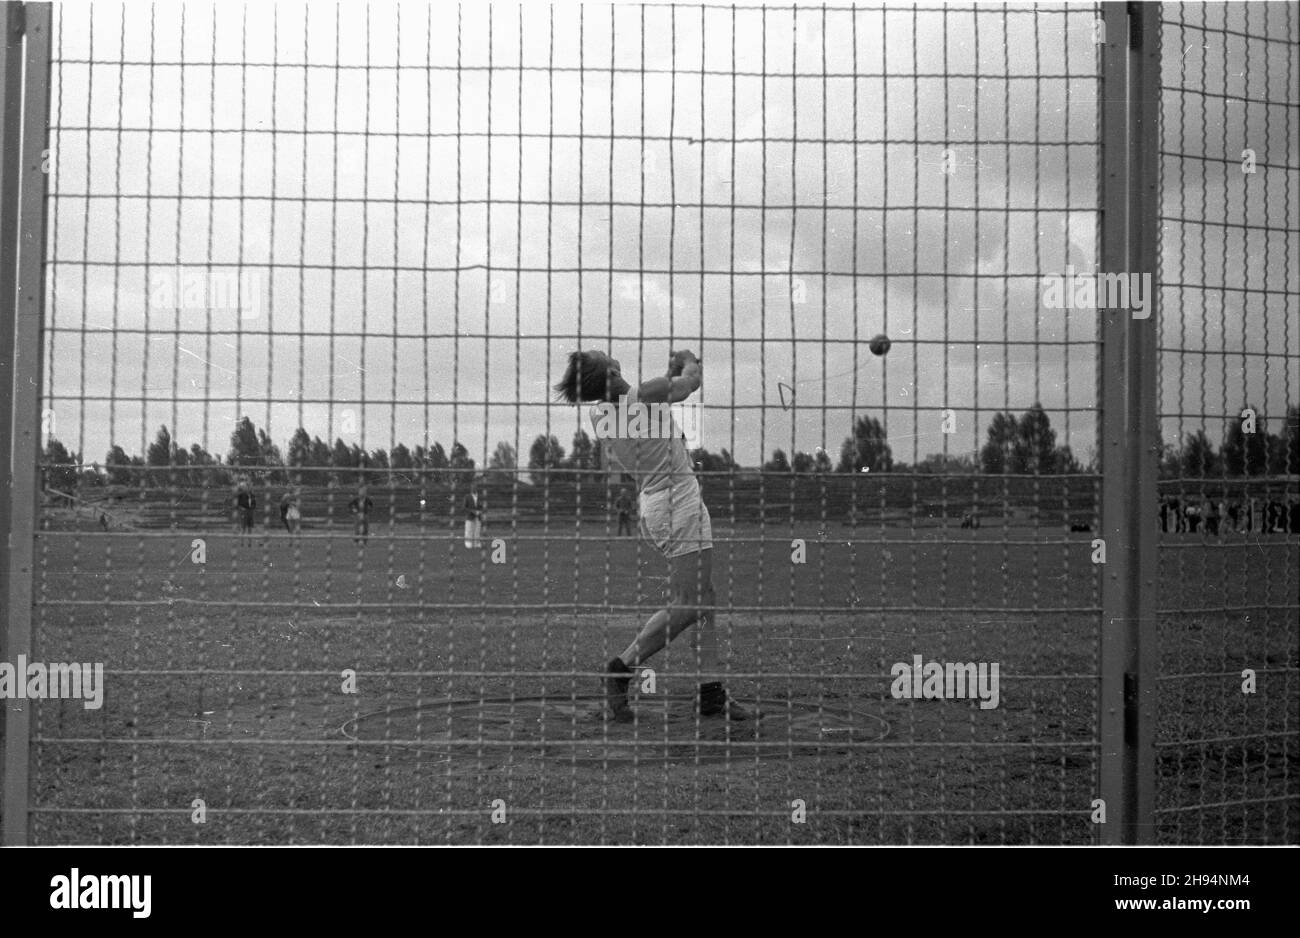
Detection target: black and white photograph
<box><xmin>0</xmin><ymin>0</ymin><xmax>1296</xmax><ymax>889</ymax></box>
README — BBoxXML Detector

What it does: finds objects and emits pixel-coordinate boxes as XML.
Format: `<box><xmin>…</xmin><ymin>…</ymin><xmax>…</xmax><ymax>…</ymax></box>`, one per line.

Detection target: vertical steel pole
<box><xmin>1098</xmin><ymin>0</ymin><xmax>1159</xmax><ymax>846</ymax></box>
<box><xmin>1097</xmin><ymin>0</ymin><xmax>1132</xmax><ymax>846</ymax></box>
<box><xmin>2</xmin><ymin>0</ymin><xmax>52</xmax><ymax>847</ymax></box>
<box><xmin>0</xmin><ymin>0</ymin><xmax>29</xmax><ymax>839</ymax></box>
<box><xmin>1127</xmin><ymin>0</ymin><xmax>1161</xmax><ymax>847</ymax></box>
<box><xmin>0</xmin><ymin>2</ymin><xmax>25</xmax><ymax>668</ymax></box>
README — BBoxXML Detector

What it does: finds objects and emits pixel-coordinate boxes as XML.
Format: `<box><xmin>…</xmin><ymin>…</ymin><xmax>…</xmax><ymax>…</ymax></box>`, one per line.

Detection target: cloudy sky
<box><xmin>40</xmin><ymin>1</ymin><xmax>1298</xmax><ymax>470</ymax></box>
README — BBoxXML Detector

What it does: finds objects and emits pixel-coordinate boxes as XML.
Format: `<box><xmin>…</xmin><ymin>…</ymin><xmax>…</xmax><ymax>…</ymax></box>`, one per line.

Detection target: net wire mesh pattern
<box><xmin>2</xmin><ymin>0</ymin><xmax>1293</xmax><ymax>844</ymax></box>
<box><xmin>1154</xmin><ymin>2</ymin><xmax>1299</xmax><ymax>845</ymax></box>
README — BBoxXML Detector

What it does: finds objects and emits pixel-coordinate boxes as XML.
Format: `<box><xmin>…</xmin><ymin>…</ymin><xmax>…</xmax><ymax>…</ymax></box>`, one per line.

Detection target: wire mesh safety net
<box><xmin>1154</xmin><ymin>2</ymin><xmax>1299</xmax><ymax>845</ymax></box>
<box><xmin>18</xmin><ymin>0</ymin><xmax>1287</xmax><ymax>845</ymax></box>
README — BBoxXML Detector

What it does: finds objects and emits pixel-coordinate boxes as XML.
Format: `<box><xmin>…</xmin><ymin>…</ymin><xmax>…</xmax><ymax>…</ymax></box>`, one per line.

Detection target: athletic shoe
<box><xmin>697</xmin><ymin>681</ymin><xmax>758</xmax><ymax>721</ymax></box>
<box><xmin>603</xmin><ymin>657</ymin><xmax>633</xmax><ymax>722</ymax></box>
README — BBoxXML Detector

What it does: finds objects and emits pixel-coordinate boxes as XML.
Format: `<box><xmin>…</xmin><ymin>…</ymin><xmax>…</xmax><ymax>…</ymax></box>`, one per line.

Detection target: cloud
<box><xmin>46</xmin><ymin>2</ymin><xmax>1297</xmax><ymax>468</ymax></box>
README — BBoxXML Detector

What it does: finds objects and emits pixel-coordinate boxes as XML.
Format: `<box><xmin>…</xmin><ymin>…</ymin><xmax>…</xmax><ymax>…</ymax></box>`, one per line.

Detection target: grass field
<box><xmin>6</xmin><ymin>518</ymin><xmax>1296</xmax><ymax>844</ymax></box>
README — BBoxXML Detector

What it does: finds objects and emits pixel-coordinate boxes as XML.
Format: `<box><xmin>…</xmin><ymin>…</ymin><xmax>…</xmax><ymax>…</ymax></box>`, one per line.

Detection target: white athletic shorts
<box><xmin>639</xmin><ymin>478</ymin><xmax>712</xmax><ymax>558</ymax></box>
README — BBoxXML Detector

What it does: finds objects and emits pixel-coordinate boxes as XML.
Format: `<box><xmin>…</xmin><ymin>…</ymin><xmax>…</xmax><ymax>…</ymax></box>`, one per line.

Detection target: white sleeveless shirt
<box><xmin>590</xmin><ymin>384</ymin><xmax>694</xmax><ymax>495</ymax></box>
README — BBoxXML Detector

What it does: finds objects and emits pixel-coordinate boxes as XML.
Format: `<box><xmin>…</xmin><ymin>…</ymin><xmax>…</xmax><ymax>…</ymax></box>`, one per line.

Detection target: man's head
<box><xmin>554</xmin><ymin>350</ymin><xmax>624</xmax><ymax>404</ymax></box>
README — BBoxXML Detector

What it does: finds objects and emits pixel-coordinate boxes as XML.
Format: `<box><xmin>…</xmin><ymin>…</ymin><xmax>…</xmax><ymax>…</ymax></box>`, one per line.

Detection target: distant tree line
<box><xmin>752</xmin><ymin>405</ymin><xmax>1085</xmax><ymax>477</ymax></box>
<box><xmin>42</xmin><ymin>417</ymin><xmax>479</xmax><ymax>490</ymax></box>
<box><xmin>1160</xmin><ymin>404</ymin><xmax>1300</xmax><ymax>478</ymax></box>
<box><xmin>38</xmin><ymin>401</ymin><xmax>1299</xmax><ymax>492</ymax></box>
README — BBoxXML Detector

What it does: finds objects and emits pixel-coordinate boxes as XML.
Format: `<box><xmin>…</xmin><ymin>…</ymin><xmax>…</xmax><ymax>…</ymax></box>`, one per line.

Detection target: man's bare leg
<box><xmin>617</xmin><ymin>605</ymin><xmax>697</xmax><ymax>667</ymax></box>
<box><xmin>604</xmin><ymin>549</ymin><xmax>752</xmax><ymax>720</ymax></box>
<box><xmin>618</xmin><ymin>548</ymin><xmax>713</xmax><ymax>666</ymax></box>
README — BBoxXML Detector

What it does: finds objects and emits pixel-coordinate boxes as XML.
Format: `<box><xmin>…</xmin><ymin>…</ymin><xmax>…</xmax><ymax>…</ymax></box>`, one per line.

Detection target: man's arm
<box><xmin>639</xmin><ymin>355</ymin><xmax>701</xmax><ymax>405</ymax></box>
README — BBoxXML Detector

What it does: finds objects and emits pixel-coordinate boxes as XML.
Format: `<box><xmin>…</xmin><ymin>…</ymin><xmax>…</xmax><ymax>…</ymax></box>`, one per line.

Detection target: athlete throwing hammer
<box><xmin>554</xmin><ymin>348</ymin><xmax>754</xmax><ymax>723</ymax></box>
